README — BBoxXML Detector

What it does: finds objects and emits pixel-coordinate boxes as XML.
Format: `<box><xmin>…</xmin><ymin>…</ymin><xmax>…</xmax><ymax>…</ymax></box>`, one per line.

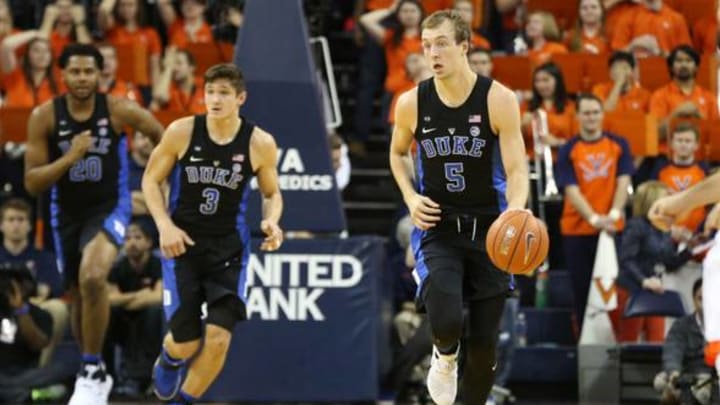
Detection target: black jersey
<box><xmin>169</xmin><ymin>115</ymin><xmax>254</xmax><ymax>237</ymax></box>
<box><xmin>49</xmin><ymin>93</ymin><xmax>129</xmax><ymax>219</ymax></box>
<box><xmin>413</xmin><ymin>75</ymin><xmax>506</xmax><ymax>216</ymax></box>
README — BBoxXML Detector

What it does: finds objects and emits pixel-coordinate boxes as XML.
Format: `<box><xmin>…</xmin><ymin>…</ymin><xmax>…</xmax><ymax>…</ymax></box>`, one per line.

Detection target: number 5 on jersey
<box><xmin>444</xmin><ymin>162</ymin><xmax>465</xmax><ymax>192</ymax></box>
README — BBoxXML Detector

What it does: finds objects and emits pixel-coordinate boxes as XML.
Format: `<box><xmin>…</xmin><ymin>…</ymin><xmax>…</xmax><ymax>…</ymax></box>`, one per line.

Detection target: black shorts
<box><xmin>161</xmin><ymin>233</ymin><xmax>249</xmax><ymax>342</ymax></box>
<box><xmin>411</xmin><ymin>213</ymin><xmax>512</xmax><ymax>310</ymax></box>
<box><xmin>50</xmin><ymin>208</ymin><xmax>129</xmax><ymax>288</ymax></box>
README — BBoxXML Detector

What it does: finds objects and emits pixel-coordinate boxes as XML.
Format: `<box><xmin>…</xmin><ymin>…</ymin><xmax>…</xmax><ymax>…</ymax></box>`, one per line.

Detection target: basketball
<box><xmin>486</xmin><ymin>210</ymin><xmax>549</xmax><ymax>275</ymax></box>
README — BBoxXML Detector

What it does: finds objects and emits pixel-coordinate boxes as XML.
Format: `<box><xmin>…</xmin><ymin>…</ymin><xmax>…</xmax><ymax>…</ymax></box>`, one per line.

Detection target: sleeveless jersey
<box><xmin>49</xmin><ymin>93</ymin><xmax>128</xmax><ymax>219</ymax></box>
<box><xmin>414</xmin><ymin>75</ymin><xmax>506</xmax><ymax>216</ymax></box>
<box><xmin>169</xmin><ymin>115</ymin><xmax>254</xmax><ymax>237</ymax></box>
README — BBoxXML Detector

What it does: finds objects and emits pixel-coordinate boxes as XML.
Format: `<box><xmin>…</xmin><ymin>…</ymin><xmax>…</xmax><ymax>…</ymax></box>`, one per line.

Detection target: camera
<box><xmin>0</xmin><ymin>262</ymin><xmax>36</xmax><ymax>314</ymax></box>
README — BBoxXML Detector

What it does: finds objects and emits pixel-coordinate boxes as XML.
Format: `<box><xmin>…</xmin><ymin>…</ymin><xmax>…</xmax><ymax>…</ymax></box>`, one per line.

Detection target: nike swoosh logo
<box><xmin>422</xmin><ymin>127</ymin><xmax>437</xmax><ymax>134</ymax></box>
<box><xmin>59</xmin><ymin>130</ymin><xmax>72</xmax><ymax>136</ymax></box>
<box><xmin>189</xmin><ymin>156</ymin><xmax>204</xmax><ymax>162</ymax></box>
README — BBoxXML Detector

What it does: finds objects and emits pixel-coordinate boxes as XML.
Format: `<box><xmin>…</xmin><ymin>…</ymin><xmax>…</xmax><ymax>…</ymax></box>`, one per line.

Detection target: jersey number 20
<box><xmin>69</xmin><ymin>156</ymin><xmax>102</xmax><ymax>182</ymax></box>
<box><xmin>200</xmin><ymin>187</ymin><xmax>220</xmax><ymax>215</ymax></box>
<box><xmin>444</xmin><ymin>162</ymin><xmax>465</xmax><ymax>192</ymax></box>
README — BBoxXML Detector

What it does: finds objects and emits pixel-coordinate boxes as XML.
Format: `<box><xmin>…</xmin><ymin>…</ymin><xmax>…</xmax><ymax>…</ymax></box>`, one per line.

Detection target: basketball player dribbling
<box><xmin>388</xmin><ymin>10</ymin><xmax>529</xmax><ymax>405</ymax></box>
<box><xmin>24</xmin><ymin>44</ymin><xmax>164</xmax><ymax>405</ymax></box>
<box><xmin>142</xmin><ymin>64</ymin><xmax>283</xmax><ymax>405</ymax></box>
<box><xmin>650</xmin><ymin>171</ymin><xmax>720</xmax><ymax>397</ymax></box>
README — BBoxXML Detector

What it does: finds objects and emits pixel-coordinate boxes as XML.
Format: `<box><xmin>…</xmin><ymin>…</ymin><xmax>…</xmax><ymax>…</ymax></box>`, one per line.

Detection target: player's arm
<box><xmin>24</xmin><ymin>103</ymin><xmax>92</xmax><ymax>196</ymax></box>
<box><xmin>251</xmin><ymin>128</ymin><xmax>284</xmax><ymax>251</ymax></box>
<box><xmin>110</xmin><ymin>96</ymin><xmax>164</xmax><ymax>144</ymax></box>
<box><xmin>488</xmin><ymin>82</ymin><xmax>529</xmax><ymax>210</ymax></box>
<box><xmin>142</xmin><ymin>117</ymin><xmax>194</xmax><ymax>258</ymax></box>
<box><xmin>389</xmin><ymin>88</ymin><xmax>440</xmax><ymax>230</ymax></box>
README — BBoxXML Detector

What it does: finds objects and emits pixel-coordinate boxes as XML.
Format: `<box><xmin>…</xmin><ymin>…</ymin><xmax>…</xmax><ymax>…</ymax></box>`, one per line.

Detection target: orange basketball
<box><xmin>485</xmin><ymin>210</ymin><xmax>549</xmax><ymax>275</ymax></box>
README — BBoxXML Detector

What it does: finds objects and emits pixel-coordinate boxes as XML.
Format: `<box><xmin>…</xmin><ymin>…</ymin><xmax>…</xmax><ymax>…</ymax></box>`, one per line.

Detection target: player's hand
<box><xmin>649</xmin><ymin>193</ymin><xmax>689</xmax><ymax>232</ymax></box>
<box><xmin>704</xmin><ymin>203</ymin><xmax>720</xmax><ymax>236</ymax></box>
<box><xmin>70</xmin><ymin>5</ymin><xmax>86</xmax><ymax>24</ymax></box>
<box><xmin>642</xmin><ymin>276</ymin><xmax>664</xmax><ymax>294</ymax></box>
<box><xmin>67</xmin><ymin>130</ymin><xmax>93</xmax><ymax>162</ymax></box>
<box><xmin>7</xmin><ymin>280</ymin><xmax>24</xmax><ymax>309</ymax></box>
<box><xmin>406</xmin><ymin>193</ymin><xmax>441</xmax><ymax>230</ymax></box>
<box><xmin>260</xmin><ymin>220</ymin><xmax>283</xmax><ymax>251</ymax></box>
<box><xmin>159</xmin><ymin>222</ymin><xmax>195</xmax><ymax>258</ymax></box>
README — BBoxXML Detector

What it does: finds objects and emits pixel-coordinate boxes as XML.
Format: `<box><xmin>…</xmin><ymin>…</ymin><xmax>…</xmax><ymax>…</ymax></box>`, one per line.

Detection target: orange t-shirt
<box><xmin>563</xmin><ymin>29</ymin><xmax>609</xmax><ymax>54</ymax></box>
<box><xmin>168</xmin><ymin>19</ymin><xmax>214</xmax><ymax>49</ymax></box>
<box><xmin>527</xmin><ymin>41</ymin><xmax>568</xmax><ymax>68</ymax></box>
<box><xmin>605</xmin><ymin>1</ymin><xmax>640</xmax><ymax>45</ymax></box>
<box><xmin>556</xmin><ymin>133</ymin><xmax>635</xmax><ymax>235</ymax></box>
<box><xmin>1</xmin><ymin>67</ymin><xmax>60</xmax><ymax>108</ymax></box>
<box><xmin>654</xmin><ymin>160</ymin><xmax>708</xmax><ymax>231</ymax></box>
<box><xmin>649</xmin><ymin>82</ymin><xmax>719</xmax><ymax>121</ymax></box>
<box><xmin>383</xmin><ymin>30</ymin><xmax>422</xmax><ymax>93</ymax></box>
<box><xmin>366</xmin><ymin>0</ymin><xmax>393</xmax><ymax>10</ymax></box>
<box><xmin>592</xmin><ymin>81</ymin><xmax>651</xmax><ymax>113</ymax></box>
<box><xmin>102</xmin><ymin>79</ymin><xmax>143</xmax><ymax>104</ymax></box>
<box><xmin>521</xmin><ymin>100</ymin><xmax>577</xmax><ymax>156</ymax></box>
<box><xmin>610</xmin><ymin>4</ymin><xmax>692</xmax><ymax>55</ymax></box>
<box><xmin>471</xmin><ymin>32</ymin><xmax>491</xmax><ymax>49</ymax></box>
<box><xmin>161</xmin><ymin>78</ymin><xmax>205</xmax><ymax>114</ymax></box>
<box><xmin>50</xmin><ymin>29</ymin><xmax>72</xmax><ymax>58</ymax></box>
<box><xmin>106</xmin><ymin>26</ymin><xmax>162</xmax><ymax>57</ymax></box>
<box><xmin>692</xmin><ymin>16</ymin><xmax>717</xmax><ymax>54</ymax></box>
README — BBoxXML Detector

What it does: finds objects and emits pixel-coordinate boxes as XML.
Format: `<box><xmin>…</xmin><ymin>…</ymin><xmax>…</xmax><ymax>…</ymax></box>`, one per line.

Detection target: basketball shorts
<box><xmin>51</xmin><ymin>206</ymin><xmax>129</xmax><ymax>288</ymax></box>
<box><xmin>162</xmin><ymin>233</ymin><xmax>249</xmax><ymax>342</ymax></box>
<box><xmin>411</xmin><ymin>213</ymin><xmax>512</xmax><ymax>311</ymax></box>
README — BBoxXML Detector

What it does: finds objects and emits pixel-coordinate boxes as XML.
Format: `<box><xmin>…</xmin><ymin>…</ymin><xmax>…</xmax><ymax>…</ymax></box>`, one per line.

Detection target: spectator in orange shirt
<box><xmin>97</xmin><ymin>0</ymin><xmax>163</xmax><ymax>84</ymax></box>
<box><xmin>468</xmin><ymin>47</ymin><xmax>493</xmax><ymax>77</ymax></box>
<box><xmin>0</xmin><ymin>33</ymin><xmax>60</xmax><ymax>108</ymax></box>
<box><xmin>650</xmin><ymin>45</ymin><xmax>719</xmax><ymax>140</ymax></box>
<box><xmin>610</xmin><ymin>0</ymin><xmax>692</xmax><ymax>57</ymax></box>
<box><xmin>360</xmin><ymin>0</ymin><xmax>423</xmax><ymax>121</ymax></box>
<box><xmin>651</xmin><ymin>122</ymin><xmax>708</xmax><ymax>233</ymax></box>
<box><xmin>521</xmin><ymin>62</ymin><xmax>576</xmax><ymax>155</ymax></box>
<box><xmin>157</xmin><ymin>0</ymin><xmax>215</xmax><ymax>49</ymax></box>
<box><xmin>151</xmin><ymin>47</ymin><xmax>204</xmax><ymax>114</ymax></box>
<box><xmin>523</xmin><ymin>11</ymin><xmax>569</xmax><ymax>67</ymax></box>
<box><xmin>388</xmin><ymin>52</ymin><xmax>431</xmax><ymax>124</ymax></box>
<box><xmin>592</xmin><ymin>51</ymin><xmax>651</xmax><ymax>113</ymax></box>
<box><xmin>555</xmin><ymin>93</ymin><xmax>634</xmax><ymax>328</ymax></box>
<box><xmin>565</xmin><ymin>0</ymin><xmax>610</xmax><ymax>54</ymax></box>
<box><xmin>603</xmin><ymin>0</ymin><xmax>641</xmax><ymax>45</ymax></box>
<box><xmin>454</xmin><ymin>0</ymin><xmax>491</xmax><ymax>49</ymax></box>
<box><xmin>39</xmin><ymin>0</ymin><xmax>92</xmax><ymax>58</ymax></box>
<box><xmin>97</xmin><ymin>43</ymin><xmax>143</xmax><ymax>104</ymax></box>
<box><xmin>691</xmin><ymin>12</ymin><xmax>718</xmax><ymax>55</ymax></box>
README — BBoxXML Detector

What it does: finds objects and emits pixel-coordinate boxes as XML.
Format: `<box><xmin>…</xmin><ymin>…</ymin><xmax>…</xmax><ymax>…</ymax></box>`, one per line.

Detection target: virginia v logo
<box><xmin>671</xmin><ymin>175</ymin><xmax>692</xmax><ymax>190</ymax></box>
<box><xmin>578</xmin><ymin>153</ymin><xmax>612</xmax><ymax>182</ymax></box>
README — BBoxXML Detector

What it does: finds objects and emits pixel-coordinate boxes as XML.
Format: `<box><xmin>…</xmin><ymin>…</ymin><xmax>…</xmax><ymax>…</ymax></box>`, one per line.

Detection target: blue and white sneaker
<box><xmin>152</xmin><ymin>352</ymin><xmax>186</xmax><ymax>400</ymax></box>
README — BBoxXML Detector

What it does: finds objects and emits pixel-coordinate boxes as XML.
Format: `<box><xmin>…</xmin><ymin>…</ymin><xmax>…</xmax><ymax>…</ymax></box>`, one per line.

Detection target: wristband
<box><xmin>13</xmin><ymin>304</ymin><xmax>30</xmax><ymax>316</ymax></box>
<box><xmin>608</xmin><ymin>208</ymin><xmax>622</xmax><ymax>221</ymax></box>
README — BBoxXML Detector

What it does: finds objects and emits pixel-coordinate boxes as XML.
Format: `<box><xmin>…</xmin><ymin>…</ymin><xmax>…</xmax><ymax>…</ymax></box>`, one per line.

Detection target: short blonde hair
<box><xmin>421</xmin><ymin>10</ymin><xmax>471</xmax><ymax>45</ymax></box>
<box><xmin>529</xmin><ymin>11</ymin><xmax>562</xmax><ymax>42</ymax></box>
<box><xmin>633</xmin><ymin>181</ymin><xmax>669</xmax><ymax>218</ymax></box>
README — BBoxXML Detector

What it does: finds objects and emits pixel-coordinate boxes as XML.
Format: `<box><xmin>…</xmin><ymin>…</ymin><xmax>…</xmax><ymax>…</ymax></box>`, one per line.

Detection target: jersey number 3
<box><xmin>200</xmin><ymin>187</ymin><xmax>219</xmax><ymax>215</ymax></box>
<box><xmin>444</xmin><ymin>162</ymin><xmax>465</xmax><ymax>192</ymax></box>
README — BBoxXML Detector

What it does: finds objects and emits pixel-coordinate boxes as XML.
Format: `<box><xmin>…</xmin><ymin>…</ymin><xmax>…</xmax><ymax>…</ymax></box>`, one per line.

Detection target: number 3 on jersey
<box><xmin>444</xmin><ymin>162</ymin><xmax>465</xmax><ymax>192</ymax></box>
<box><xmin>200</xmin><ymin>187</ymin><xmax>219</xmax><ymax>215</ymax></box>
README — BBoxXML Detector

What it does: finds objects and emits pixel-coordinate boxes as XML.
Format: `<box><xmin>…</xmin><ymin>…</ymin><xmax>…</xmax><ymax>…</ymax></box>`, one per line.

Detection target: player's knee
<box><xmin>78</xmin><ymin>268</ymin><xmax>107</xmax><ymax>297</ymax></box>
<box><xmin>165</xmin><ymin>335</ymin><xmax>201</xmax><ymax>359</ymax></box>
<box><xmin>204</xmin><ymin>325</ymin><xmax>232</xmax><ymax>355</ymax></box>
<box><xmin>430</xmin><ymin>311</ymin><xmax>463</xmax><ymax>348</ymax></box>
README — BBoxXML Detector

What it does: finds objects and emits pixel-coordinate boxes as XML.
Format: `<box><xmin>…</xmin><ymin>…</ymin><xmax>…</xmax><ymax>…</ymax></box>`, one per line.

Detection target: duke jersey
<box><xmin>414</xmin><ymin>75</ymin><xmax>506</xmax><ymax>216</ymax></box>
<box><xmin>169</xmin><ymin>115</ymin><xmax>254</xmax><ymax>237</ymax></box>
<box><xmin>49</xmin><ymin>93</ymin><xmax>129</xmax><ymax>219</ymax></box>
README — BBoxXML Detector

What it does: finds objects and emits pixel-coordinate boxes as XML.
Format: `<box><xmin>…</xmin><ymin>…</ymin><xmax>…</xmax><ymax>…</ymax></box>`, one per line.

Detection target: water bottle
<box><xmin>516</xmin><ymin>312</ymin><xmax>528</xmax><ymax>347</ymax></box>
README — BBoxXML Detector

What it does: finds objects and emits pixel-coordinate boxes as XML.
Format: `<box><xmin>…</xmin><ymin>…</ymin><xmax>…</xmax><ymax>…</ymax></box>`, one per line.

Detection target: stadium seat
<box><xmin>697</xmin><ymin>53</ymin><xmax>717</xmax><ymax>93</ymax></box>
<box><xmin>152</xmin><ymin>110</ymin><xmax>186</xmax><ymax>127</ymax></box>
<box><xmin>580</xmin><ymin>54</ymin><xmax>610</xmax><ymax>91</ymax></box>
<box><xmin>604</xmin><ymin>112</ymin><xmax>659</xmax><ymax>157</ymax></box>
<box><xmin>551</xmin><ymin>54</ymin><xmax>584</xmax><ymax>93</ymax></box>
<box><xmin>0</xmin><ymin>107</ymin><xmax>32</xmax><ymax>144</ymax></box>
<box><xmin>526</xmin><ymin>0</ymin><xmax>578</xmax><ymax>31</ymax></box>
<box><xmin>493</xmin><ymin>56</ymin><xmax>533</xmax><ymax>90</ymax></box>
<box><xmin>115</xmin><ymin>43</ymin><xmax>149</xmax><ymax>86</ymax></box>
<box><xmin>703</xmin><ymin>119</ymin><xmax>720</xmax><ymax>161</ymax></box>
<box><xmin>665</xmin><ymin>0</ymin><xmax>716</xmax><ymax>28</ymax></box>
<box><xmin>185</xmin><ymin>43</ymin><xmax>231</xmax><ymax>77</ymax></box>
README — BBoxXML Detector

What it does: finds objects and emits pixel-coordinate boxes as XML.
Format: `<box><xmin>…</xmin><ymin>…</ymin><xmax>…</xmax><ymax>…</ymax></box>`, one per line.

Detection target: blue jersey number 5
<box><xmin>444</xmin><ymin>162</ymin><xmax>465</xmax><ymax>192</ymax></box>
